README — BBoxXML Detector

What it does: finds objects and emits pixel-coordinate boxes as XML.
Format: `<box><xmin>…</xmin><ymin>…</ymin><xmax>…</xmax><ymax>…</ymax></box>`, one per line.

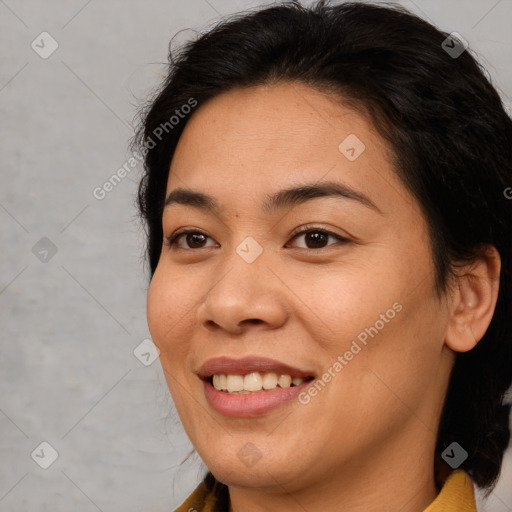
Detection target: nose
<box><xmin>196</xmin><ymin>251</ymin><xmax>289</xmax><ymax>335</ymax></box>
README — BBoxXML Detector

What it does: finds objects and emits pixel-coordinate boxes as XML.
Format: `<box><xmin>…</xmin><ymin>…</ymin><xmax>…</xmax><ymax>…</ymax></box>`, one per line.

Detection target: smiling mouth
<box><xmin>205</xmin><ymin>372</ymin><xmax>315</xmax><ymax>394</ymax></box>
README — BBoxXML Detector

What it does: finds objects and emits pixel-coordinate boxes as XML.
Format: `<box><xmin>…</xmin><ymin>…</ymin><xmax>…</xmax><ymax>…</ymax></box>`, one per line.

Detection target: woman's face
<box><xmin>147</xmin><ymin>83</ymin><xmax>455</xmax><ymax>493</ymax></box>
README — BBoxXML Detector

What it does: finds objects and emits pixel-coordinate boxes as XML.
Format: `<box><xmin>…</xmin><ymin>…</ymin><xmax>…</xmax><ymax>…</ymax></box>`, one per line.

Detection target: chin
<box><xmin>212</xmin><ymin>464</ymin><xmax>289</xmax><ymax>489</ymax></box>
<box><xmin>205</xmin><ymin>447</ymin><xmax>303</xmax><ymax>488</ymax></box>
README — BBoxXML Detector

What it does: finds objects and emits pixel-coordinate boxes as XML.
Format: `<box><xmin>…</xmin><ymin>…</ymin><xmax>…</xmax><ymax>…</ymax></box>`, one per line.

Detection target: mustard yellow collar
<box><xmin>425</xmin><ymin>469</ymin><xmax>476</xmax><ymax>512</ymax></box>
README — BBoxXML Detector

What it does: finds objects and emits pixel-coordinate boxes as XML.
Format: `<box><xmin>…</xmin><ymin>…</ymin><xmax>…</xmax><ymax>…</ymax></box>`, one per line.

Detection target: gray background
<box><xmin>1</xmin><ymin>0</ymin><xmax>511</xmax><ymax>510</ymax></box>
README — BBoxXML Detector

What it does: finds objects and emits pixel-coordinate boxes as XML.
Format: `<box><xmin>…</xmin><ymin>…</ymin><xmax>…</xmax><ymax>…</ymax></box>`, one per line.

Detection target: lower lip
<box><xmin>202</xmin><ymin>378</ymin><xmax>312</xmax><ymax>417</ymax></box>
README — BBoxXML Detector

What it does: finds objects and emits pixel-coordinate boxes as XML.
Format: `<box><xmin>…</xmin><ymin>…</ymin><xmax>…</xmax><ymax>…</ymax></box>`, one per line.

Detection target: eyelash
<box><xmin>166</xmin><ymin>225</ymin><xmax>349</xmax><ymax>251</ymax></box>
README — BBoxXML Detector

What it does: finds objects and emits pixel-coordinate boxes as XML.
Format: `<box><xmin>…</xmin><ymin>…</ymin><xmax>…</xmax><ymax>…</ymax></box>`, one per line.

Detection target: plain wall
<box><xmin>1</xmin><ymin>0</ymin><xmax>511</xmax><ymax>510</ymax></box>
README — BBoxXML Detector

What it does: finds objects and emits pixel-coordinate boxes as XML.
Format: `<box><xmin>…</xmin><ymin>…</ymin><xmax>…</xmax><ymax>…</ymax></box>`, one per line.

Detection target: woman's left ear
<box><xmin>445</xmin><ymin>245</ymin><xmax>501</xmax><ymax>353</ymax></box>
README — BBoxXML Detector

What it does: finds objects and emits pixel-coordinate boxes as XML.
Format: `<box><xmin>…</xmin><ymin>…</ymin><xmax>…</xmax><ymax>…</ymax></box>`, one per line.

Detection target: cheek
<box><xmin>304</xmin><ymin>248</ymin><xmax>443</xmax><ymax>403</ymax></box>
<box><xmin>146</xmin><ymin>265</ymin><xmax>195</xmax><ymax>365</ymax></box>
<box><xmin>146</xmin><ymin>268</ymin><xmax>196</xmax><ymax>413</ymax></box>
<box><xmin>146</xmin><ymin>269</ymin><xmax>168</xmax><ymax>349</ymax></box>
<box><xmin>296</xmin><ymin>256</ymin><xmax>403</xmax><ymax>345</ymax></box>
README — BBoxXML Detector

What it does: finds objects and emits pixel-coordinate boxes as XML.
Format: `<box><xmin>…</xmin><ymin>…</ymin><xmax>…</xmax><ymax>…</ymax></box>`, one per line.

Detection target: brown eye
<box><xmin>303</xmin><ymin>231</ymin><xmax>329</xmax><ymax>249</ymax></box>
<box><xmin>288</xmin><ymin>228</ymin><xmax>348</xmax><ymax>250</ymax></box>
<box><xmin>167</xmin><ymin>230</ymin><xmax>216</xmax><ymax>249</ymax></box>
<box><xmin>166</xmin><ymin>227</ymin><xmax>348</xmax><ymax>251</ymax></box>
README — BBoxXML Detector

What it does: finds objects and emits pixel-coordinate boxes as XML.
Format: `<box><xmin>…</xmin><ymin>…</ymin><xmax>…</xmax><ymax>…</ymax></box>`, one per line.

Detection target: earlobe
<box><xmin>444</xmin><ymin>246</ymin><xmax>501</xmax><ymax>353</ymax></box>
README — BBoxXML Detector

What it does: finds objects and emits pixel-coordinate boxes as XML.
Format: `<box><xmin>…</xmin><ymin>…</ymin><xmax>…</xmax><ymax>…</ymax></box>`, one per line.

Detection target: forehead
<box><xmin>166</xmin><ymin>82</ymin><xmax>405</xmax><ymax>215</ymax></box>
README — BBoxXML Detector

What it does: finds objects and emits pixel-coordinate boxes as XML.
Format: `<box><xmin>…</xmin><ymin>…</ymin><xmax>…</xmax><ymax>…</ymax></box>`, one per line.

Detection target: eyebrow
<box><xmin>163</xmin><ymin>180</ymin><xmax>381</xmax><ymax>215</ymax></box>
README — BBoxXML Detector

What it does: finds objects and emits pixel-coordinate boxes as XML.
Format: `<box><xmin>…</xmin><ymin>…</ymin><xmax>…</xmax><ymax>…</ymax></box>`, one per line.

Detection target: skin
<box><xmin>146</xmin><ymin>82</ymin><xmax>500</xmax><ymax>512</ymax></box>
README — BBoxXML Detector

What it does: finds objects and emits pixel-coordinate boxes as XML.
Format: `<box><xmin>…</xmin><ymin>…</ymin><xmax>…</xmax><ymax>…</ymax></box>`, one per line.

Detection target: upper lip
<box><xmin>197</xmin><ymin>356</ymin><xmax>315</xmax><ymax>379</ymax></box>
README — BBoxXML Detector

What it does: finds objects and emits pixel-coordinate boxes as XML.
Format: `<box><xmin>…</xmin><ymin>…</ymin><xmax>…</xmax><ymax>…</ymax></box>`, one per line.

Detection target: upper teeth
<box><xmin>212</xmin><ymin>372</ymin><xmax>305</xmax><ymax>393</ymax></box>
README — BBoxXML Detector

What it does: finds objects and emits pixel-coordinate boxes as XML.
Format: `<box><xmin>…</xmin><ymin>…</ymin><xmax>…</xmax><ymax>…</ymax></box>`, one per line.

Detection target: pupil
<box><xmin>188</xmin><ymin>233</ymin><xmax>205</xmax><ymax>248</ymax></box>
<box><xmin>306</xmin><ymin>232</ymin><xmax>327</xmax><ymax>248</ymax></box>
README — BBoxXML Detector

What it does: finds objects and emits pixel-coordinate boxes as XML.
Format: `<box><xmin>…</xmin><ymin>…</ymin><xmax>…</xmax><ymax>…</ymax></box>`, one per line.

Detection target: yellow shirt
<box><xmin>175</xmin><ymin>469</ymin><xmax>477</xmax><ymax>512</ymax></box>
